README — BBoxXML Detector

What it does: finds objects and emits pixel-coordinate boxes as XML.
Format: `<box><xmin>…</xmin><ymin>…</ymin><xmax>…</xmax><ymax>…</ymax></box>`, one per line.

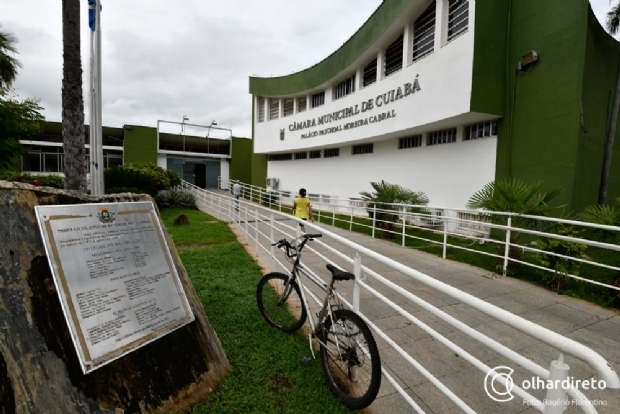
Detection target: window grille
<box><xmin>268</xmin><ymin>153</ymin><xmax>292</xmax><ymax>161</ymax></box>
<box><xmin>333</xmin><ymin>74</ymin><xmax>356</xmax><ymax>100</ymax></box>
<box><xmin>448</xmin><ymin>0</ymin><xmax>469</xmax><ymax>42</ymax></box>
<box><xmin>399</xmin><ymin>135</ymin><xmax>423</xmax><ymax>149</ymax></box>
<box><xmin>311</xmin><ymin>91</ymin><xmax>325</xmax><ymax>108</ymax></box>
<box><xmin>385</xmin><ymin>34</ymin><xmax>404</xmax><ymax>77</ymax></box>
<box><xmin>427</xmin><ymin>128</ymin><xmax>457</xmax><ymax>146</ymax></box>
<box><xmin>465</xmin><ymin>121</ymin><xmax>498</xmax><ymax>140</ymax></box>
<box><xmin>269</xmin><ymin>98</ymin><xmax>279</xmax><ymax>120</ymax></box>
<box><xmin>297</xmin><ymin>96</ymin><xmax>307</xmax><ymax>112</ymax></box>
<box><xmin>352</xmin><ymin>144</ymin><xmax>374</xmax><ymax>155</ymax></box>
<box><xmin>295</xmin><ymin>152</ymin><xmax>308</xmax><ymax>160</ymax></box>
<box><xmin>283</xmin><ymin>98</ymin><xmax>294</xmax><ymax>117</ymax></box>
<box><xmin>324</xmin><ymin>148</ymin><xmax>339</xmax><ymax>158</ymax></box>
<box><xmin>257</xmin><ymin>96</ymin><xmax>265</xmax><ymax>122</ymax></box>
<box><xmin>413</xmin><ymin>1</ymin><xmax>436</xmax><ymax>62</ymax></box>
<box><xmin>309</xmin><ymin>150</ymin><xmax>321</xmax><ymax>159</ymax></box>
<box><xmin>22</xmin><ymin>146</ymin><xmax>122</xmax><ymax>173</ymax></box>
<box><xmin>363</xmin><ymin>58</ymin><xmax>377</xmax><ymax>87</ymax></box>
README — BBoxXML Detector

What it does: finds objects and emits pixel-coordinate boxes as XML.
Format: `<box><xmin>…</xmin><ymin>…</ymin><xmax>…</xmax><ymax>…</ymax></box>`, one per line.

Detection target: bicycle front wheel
<box><xmin>320</xmin><ymin>309</ymin><xmax>381</xmax><ymax>409</ymax></box>
<box><xmin>256</xmin><ymin>272</ymin><xmax>307</xmax><ymax>333</ymax></box>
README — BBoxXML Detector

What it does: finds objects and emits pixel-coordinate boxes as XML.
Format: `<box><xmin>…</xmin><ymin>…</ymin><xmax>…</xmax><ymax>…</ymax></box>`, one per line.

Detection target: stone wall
<box><xmin>0</xmin><ymin>181</ymin><xmax>231</xmax><ymax>413</ymax></box>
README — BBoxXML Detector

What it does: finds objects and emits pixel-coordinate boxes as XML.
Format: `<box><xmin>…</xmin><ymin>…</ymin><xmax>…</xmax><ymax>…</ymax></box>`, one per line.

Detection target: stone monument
<box><xmin>0</xmin><ymin>181</ymin><xmax>231</xmax><ymax>413</ymax></box>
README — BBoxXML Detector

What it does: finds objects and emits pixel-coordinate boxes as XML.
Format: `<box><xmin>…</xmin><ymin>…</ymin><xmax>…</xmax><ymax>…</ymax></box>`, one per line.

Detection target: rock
<box><xmin>0</xmin><ymin>181</ymin><xmax>231</xmax><ymax>413</ymax></box>
<box><xmin>173</xmin><ymin>214</ymin><xmax>189</xmax><ymax>226</ymax></box>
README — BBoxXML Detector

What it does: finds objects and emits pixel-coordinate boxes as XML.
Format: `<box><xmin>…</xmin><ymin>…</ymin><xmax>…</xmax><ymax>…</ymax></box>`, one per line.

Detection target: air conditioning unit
<box><xmin>266</xmin><ymin>178</ymin><xmax>279</xmax><ymax>189</ymax></box>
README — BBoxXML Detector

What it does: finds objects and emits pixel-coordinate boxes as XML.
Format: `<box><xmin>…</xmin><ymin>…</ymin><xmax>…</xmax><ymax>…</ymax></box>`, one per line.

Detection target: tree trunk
<box><xmin>62</xmin><ymin>0</ymin><xmax>87</xmax><ymax>192</ymax></box>
<box><xmin>598</xmin><ymin>55</ymin><xmax>620</xmax><ymax>205</ymax></box>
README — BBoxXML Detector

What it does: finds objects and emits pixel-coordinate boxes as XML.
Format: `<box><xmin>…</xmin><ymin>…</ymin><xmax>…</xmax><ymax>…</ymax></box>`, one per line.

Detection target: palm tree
<box><xmin>600</xmin><ymin>3</ymin><xmax>620</xmax><ymax>204</ymax></box>
<box><xmin>62</xmin><ymin>0</ymin><xmax>87</xmax><ymax>192</ymax></box>
<box><xmin>360</xmin><ymin>180</ymin><xmax>429</xmax><ymax>238</ymax></box>
<box><xmin>0</xmin><ymin>26</ymin><xmax>21</xmax><ymax>89</ymax></box>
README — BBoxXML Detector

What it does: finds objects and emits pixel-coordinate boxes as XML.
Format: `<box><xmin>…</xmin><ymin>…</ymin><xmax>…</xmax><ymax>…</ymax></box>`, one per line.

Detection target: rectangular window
<box><xmin>309</xmin><ymin>150</ymin><xmax>321</xmax><ymax>159</ymax></box>
<box><xmin>257</xmin><ymin>96</ymin><xmax>265</xmax><ymax>122</ymax></box>
<box><xmin>311</xmin><ymin>91</ymin><xmax>325</xmax><ymax>108</ymax></box>
<box><xmin>398</xmin><ymin>135</ymin><xmax>423</xmax><ymax>149</ymax></box>
<box><xmin>44</xmin><ymin>153</ymin><xmax>60</xmax><ymax>172</ymax></box>
<box><xmin>267</xmin><ymin>153</ymin><xmax>292</xmax><ymax>161</ymax></box>
<box><xmin>333</xmin><ymin>74</ymin><xmax>356</xmax><ymax>100</ymax></box>
<box><xmin>322</xmin><ymin>195</ymin><xmax>331</xmax><ymax>204</ymax></box>
<box><xmin>427</xmin><ymin>128</ymin><xmax>457</xmax><ymax>146</ymax></box>
<box><xmin>269</xmin><ymin>98</ymin><xmax>279</xmax><ymax>120</ymax></box>
<box><xmin>22</xmin><ymin>152</ymin><xmax>42</xmax><ymax>172</ymax></box>
<box><xmin>363</xmin><ymin>58</ymin><xmax>377</xmax><ymax>87</ymax></box>
<box><xmin>324</xmin><ymin>148</ymin><xmax>339</xmax><ymax>158</ymax></box>
<box><xmin>349</xmin><ymin>198</ymin><xmax>365</xmax><ymax>208</ymax></box>
<box><xmin>413</xmin><ymin>2</ymin><xmax>436</xmax><ymax>62</ymax></box>
<box><xmin>283</xmin><ymin>98</ymin><xmax>294</xmax><ymax>117</ymax></box>
<box><xmin>297</xmin><ymin>96</ymin><xmax>307</xmax><ymax>113</ymax></box>
<box><xmin>308</xmin><ymin>193</ymin><xmax>320</xmax><ymax>202</ymax></box>
<box><xmin>465</xmin><ymin>120</ymin><xmax>498</xmax><ymax>140</ymax></box>
<box><xmin>385</xmin><ymin>33</ymin><xmax>404</xmax><ymax>77</ymax></box>
<box><xmin>448</xmin><ymin>0</ymin><xmax>469</xmax><ymax>42</ymax></box>
<box><xmin>294</xmin><ymin>152</ymin><xmax>307</xmax><ymax>160</ymax></box>
<box><xmin>352</xmin><ymin>143</ymin><xmax>374</xmax><ymax>155</ymax></box>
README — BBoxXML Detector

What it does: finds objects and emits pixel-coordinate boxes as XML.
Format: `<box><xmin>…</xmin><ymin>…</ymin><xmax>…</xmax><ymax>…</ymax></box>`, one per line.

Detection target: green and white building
<box><xmin>249</xmin><ymin>0</ymin><xmax>620</xmax><ymax>211</ymax></box>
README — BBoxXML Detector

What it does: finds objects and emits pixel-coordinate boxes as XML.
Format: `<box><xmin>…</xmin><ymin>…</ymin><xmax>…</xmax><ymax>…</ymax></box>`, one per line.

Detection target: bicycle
<box><xmin>256</xmin><ymin>233</ymin><xmax>381</xmax><ymax>409</ymax></box>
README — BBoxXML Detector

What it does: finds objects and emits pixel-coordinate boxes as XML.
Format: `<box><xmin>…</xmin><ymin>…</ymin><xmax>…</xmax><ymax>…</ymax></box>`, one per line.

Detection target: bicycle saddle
<box><xmin>326</xmin><ymin>264</ymin><xmax>355</xmax><ymax>281</ymax></box>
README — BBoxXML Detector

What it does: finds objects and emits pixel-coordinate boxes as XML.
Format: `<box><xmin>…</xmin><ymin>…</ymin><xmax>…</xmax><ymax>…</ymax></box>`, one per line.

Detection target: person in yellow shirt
<box><xmin>292</xmin><ymin>188</ymin><xmax>314</xmax><ymax>233</ymax></box>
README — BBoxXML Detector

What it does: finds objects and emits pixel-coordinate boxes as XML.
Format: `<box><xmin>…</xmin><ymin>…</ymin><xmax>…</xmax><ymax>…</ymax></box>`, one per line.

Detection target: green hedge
<box><xmin>0</xmin><ymin>171</ymin><xmax>64</xmax><ymax>189</ymax></box>
<box><xmin>104</xmin><ymin>162</ymin><xmax>181</xmax><ymax>197</ymax></box>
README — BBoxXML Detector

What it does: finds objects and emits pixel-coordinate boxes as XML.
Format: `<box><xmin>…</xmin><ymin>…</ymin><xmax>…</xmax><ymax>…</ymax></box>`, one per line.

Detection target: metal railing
<box><xmin>182</xmin><ymin>180</ymin><xmax>619</xmax><ymax>413</ymax></box>
<box><xmin>218</xmin><ymin>177</ymin><xmax>620</xmax><ymax>293</ymax></box>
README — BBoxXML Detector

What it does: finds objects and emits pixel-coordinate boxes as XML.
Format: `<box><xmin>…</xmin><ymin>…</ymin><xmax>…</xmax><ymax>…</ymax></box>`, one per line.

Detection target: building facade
<box><xmin>249</xmin><ymin>0</ymin><xmax>620</xmax><ymax>211</ymax></box>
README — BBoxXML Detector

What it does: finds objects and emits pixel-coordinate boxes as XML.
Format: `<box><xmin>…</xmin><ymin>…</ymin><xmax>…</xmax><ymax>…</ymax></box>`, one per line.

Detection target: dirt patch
<box><xmin>269</xmin><ymin>374</ymin><xmax>293</xmax><ymax>395</ymax></box>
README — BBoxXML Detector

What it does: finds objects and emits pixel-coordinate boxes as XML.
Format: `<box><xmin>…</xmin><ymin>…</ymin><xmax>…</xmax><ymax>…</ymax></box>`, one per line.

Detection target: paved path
<box><xmin>200</xmin><ymin>191</ymin><xmax>620</xmax><ymax>413</ymax></box>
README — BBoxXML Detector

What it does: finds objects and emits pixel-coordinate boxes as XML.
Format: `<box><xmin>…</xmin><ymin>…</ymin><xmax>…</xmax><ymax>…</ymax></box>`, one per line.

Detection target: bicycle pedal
<box><xmin>301</xmin><ymin>355</ymin><xmax>314</xmax><ymax>366</ymax></box>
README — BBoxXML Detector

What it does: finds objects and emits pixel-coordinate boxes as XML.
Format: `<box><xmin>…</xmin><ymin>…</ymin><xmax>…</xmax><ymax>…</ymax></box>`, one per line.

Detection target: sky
<box><xmin>1</xmin><ymin>0</ymin><xmax>617</xmax><ymax>139</ymax></box>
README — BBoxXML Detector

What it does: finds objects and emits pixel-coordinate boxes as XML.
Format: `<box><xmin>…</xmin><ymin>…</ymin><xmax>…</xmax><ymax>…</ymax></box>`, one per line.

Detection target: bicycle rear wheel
<box><xmin>319</xmin><ymin>309</ymin><xmax>381</xmax><ymax>409</ymax></box>
<box><xmin>256</xmin><ymin>272</ymin><xmax>307</xmax><ymax>333</ymax></box>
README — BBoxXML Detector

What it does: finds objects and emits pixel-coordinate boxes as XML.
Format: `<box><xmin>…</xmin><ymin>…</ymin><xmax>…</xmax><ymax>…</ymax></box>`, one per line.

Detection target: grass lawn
<box><xmin>159</xmin><ymin>208</ymin><xmax>357</xmax><ymax>414</ymax></box>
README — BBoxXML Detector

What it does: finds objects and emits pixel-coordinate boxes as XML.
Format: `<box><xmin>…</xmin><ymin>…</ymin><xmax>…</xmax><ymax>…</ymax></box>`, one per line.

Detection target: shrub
<box><xmin>578</xmin><ymin>197</ymin><xmax>620</xmax><ymax>242</ymax></box>
<box><xmin>166</xmin><ymin>169</ymin><xmax>181</xmax><ymax>188</ymax></box>
<box><xmin>104</xmin><ymin>162</ymin><xmax>177</xmax><ymax>196</ymax></box>
<box><xmin>156</xmin><ymin>189</ymin><xmax>197</xmax><ymax>210</ymax></box>
<box><xmin>0</xmin><ymin>171</ymin><xmax>64</xmax><ymax>189</ymax></box>
<box><xmin>105</xmin><ymin>187</ymin><xmax>140</xmax><ymax>194</ymax></box>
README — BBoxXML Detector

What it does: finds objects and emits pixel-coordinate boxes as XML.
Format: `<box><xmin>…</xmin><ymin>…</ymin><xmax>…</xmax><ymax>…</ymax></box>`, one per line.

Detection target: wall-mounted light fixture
<box><xmin>518</xmin><ymin>50</ymin><xmax>538</xmax><ymax>73</ymax></box>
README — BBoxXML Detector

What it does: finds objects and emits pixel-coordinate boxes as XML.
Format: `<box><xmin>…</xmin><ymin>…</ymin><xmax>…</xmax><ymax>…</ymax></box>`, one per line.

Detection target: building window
<box><xmin>465</xmin><ymin>121</ymin><xmax>498</xmax><ymax>140</ymax></box>
<box><xmin>268</xmin><ymin>153</ymin><xmax>292</xmax><ymax>161</ymax></box>
<box><xmin>352</xmin><ymin>144</ymin><xmax>373</xmax><ymax>155</ymax></box>
<box><xmin>309</xmin><ymin>150</ymin><xmax>321</xmax><ymax>159</ymax></box>
<box><xmin>363</xmin><ymin>58</ymin><xmax>377</xmax><ymax>87</ymax></box>
<box><xmin>427</xmin><ymin>128</ymin><xmax>457</xmax><ymax>146</ymax></box>
<box><xmin>324</xmin><ymin>148</ymin><xmax>339</xmax><ymax>158</ymax></box>
<box><xmin>448</xmin><ymin>0</ymin><xmax>469</xmax><ymax>42</ymax></box>
<box><xmin>283</xmin><ymin>98</ymin><xmax>294</xmax><ymax>117</ymax></box>
<box><xmin>269</xmin><ymin>98</ymin><xmax>279</xmax><ymax>120</ymax></box>
<box><xmin>399</xmin><ymin>135</ymin><xmax>423</xmax><ymax>149</ymax></box>
<box><xmin>349</xmin><ymin>198</ymin><xmax>365</xmax><ymax>208</ymax></box>
<box><xmin>257</xmin><ymin>96</ymin><xmax>265</xmax><ymax>122</ymax></box>
<box><xmin>297</xmin><ymin>96</ymin><xmax>307</xmax><ymax>113</ymax></box>
<box><xmin>413</xmin><ymin>1</ymin><xmax>436</xmax><ymax>62</ymax></box>
<box><xmin>333</xmin><ymin>74</ymin><xmax>356</xmax><ymax>100</ymax></box>
<box><xmin>385</xmin><ymin>33</ymin><xmax>404</xmax><ymax>77</ymax></box>
<box><xmin>311</xmin><ymin>91</ymin><xmax>325</xmax><ymax>108</ymax></box>
<box><xmin>295</xmin><ymin>151</ymin><xmax>307</xmax><ymax>160</ymax></box>
<box><xmin>308</xmin><ymin>193</ymin><xmax>320</xmax><ymax>202</ymax></box>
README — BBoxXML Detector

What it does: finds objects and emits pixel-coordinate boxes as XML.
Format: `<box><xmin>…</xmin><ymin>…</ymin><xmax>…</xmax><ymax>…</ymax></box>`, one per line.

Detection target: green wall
<box><xmin>249</xmin><ymin>0</ymin><xmax>412</xmax><ymax>96</ymax></box>
<box><xmin>123</xmin><ymin>125</ymin><xmax>158</xmax><ymax>164</ymax></box>
<box><xmin>230</xmin><ymin>137</ymin><xmax>255</xmax><ymax>183</ymax></box>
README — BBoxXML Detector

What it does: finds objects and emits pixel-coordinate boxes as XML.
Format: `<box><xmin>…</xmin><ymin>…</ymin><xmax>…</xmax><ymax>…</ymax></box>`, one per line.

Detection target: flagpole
<box><xmin>95</xmin><ymin>0</ymin><xmax>104</xmax><ymax>194</ymax></box>
<box><xmin>88</xmin><ymin>0</ymin><xmax>104</xmax><ymax>195</ymax></box>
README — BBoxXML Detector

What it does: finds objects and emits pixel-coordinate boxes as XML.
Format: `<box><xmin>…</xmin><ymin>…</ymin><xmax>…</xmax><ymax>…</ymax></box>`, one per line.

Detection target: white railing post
<box><xmin>244</xmin><ymin>202</ymin><xmax>249</xmax><ymax>240</ymax></box>
<box><xmin>250</xmin><ymin>186</ymin><xmax>253</xmax><ymax>204</ymax></box>
<box><xmin>332</xmin><ymin>203</ymin><xmax>336</xmax><ymax>226</ymax></box>
<box><xmin>254</xmin><ymin>207</ymin><xmax>259</xmax><ymax>252</ymax></box>
<box><xmin>270</xmin><ymin>214</ymin><xmax>275</xmax><ymax>272</ymax></box>
<box><xmin>350</xmin><ymin>206</ymin><xmax>354</xmax><ymax>231</ymax></box>
<box><xmin>543</xmin><ymin>354</ymin><xmax>570</xmax><ymax>414</ymax></box>
<box><xmin>503</xmin><ymin>216</ymin><xmax>512</xmax><ymax>276</ymax></box>
<box><xmin>353</xmin><ymin>253</ymin><xmax>361</xmax><ymax>312</ymax></box>
<box><xmin>372</xmin><ymin>203</ymin><xmax>377</xmax><ymax>239</ymax></box>
<box><xmin>402</xmin><ymin>206</ymin><xmax>407</xmax><ymax>247</ymax></box>
<box><xmin>443</xmin><ymin>214</ymin><xmax>448</xmax><ymax>259</ymax></box>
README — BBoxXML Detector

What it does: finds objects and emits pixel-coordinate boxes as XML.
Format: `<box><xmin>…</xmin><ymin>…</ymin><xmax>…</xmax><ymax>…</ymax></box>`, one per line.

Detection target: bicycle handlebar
<box><xmin>271</xmin><ymin>233</ymin><xmax>323</xmax><ymax>256</ymax></box>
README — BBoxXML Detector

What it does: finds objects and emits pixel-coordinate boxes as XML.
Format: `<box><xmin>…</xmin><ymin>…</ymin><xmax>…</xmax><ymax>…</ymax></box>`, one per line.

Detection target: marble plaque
<box><xmin>35</xmin><ymin>201</ymin><xmax>194</xmax><ymax>374</ymax></box>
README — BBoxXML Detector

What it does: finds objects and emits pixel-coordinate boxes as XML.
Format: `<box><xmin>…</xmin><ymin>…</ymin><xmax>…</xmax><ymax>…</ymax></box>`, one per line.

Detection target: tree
<box><xmin>62</xmin><ymin>0</ymin><xmax>87</xmax><ymax>191</ymax></box>
<box><xmin>360</xmin><ymin>180</ymin><xmax>429</xmax><ymax>238</ymax></box>
<box><xmin>0</xmin><ymin>26</ymin><xmax>21</xmax><ymax>89</ymax></box>
<box><xmin>0</xmin><ymin>92</ymin><xmax>45</xmax><ymax>169</ymax></box>
<box><xmin>600</xmin><ymin>4</ymin><xmax>620</xmax><ymax>204</ymax></box>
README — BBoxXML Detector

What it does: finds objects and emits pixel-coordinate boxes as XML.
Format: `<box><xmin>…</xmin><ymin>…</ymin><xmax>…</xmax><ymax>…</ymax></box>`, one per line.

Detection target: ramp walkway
<box><xmin>199</xmin><ymin>188</ymin><xmax>620</xmax><ymax>414</ymax></box>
